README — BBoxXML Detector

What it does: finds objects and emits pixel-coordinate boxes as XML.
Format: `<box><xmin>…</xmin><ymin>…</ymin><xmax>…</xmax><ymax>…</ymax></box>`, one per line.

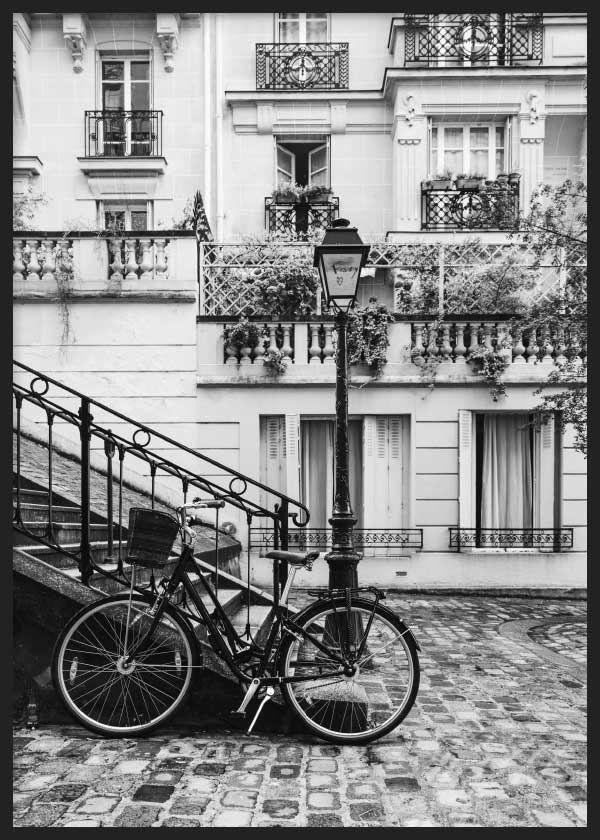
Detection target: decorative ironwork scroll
<box><xmin>84</xmin><ymin>110</ymin><xmax>163</xmax><ymax>157</ymax></box>
<box><xmin>251</xmin><ymin>528</ymin><xmax>424</xmax><ymax>552</ymax></box>
<box><xmin>265</xmin><ymin>197</ymin><xmax>339</xmax><ymax>237</ymax></box>
<box><xmin>449</xmin><ymin>528</ymin><xmax>574</xmax><ymax>550</ymax></box>
<box><xmin>422</xmin><ymin>186</ymin><xmax>519</xmax><ymax>231</ymax></box>
<box><xmin>256</xmin><ymin>42</ymin><xmax>349</xmax><ymax>90</ymax></box>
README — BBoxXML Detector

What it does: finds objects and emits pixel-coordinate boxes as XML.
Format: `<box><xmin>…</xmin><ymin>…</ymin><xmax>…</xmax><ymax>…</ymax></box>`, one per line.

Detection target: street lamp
<box><xmin>314</xmin><ymin>219</ymin><xmax>369</xmax><ymax>592</ymax></box>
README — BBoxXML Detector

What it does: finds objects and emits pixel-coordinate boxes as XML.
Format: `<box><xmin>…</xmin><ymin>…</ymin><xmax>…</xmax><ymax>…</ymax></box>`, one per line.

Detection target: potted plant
<box><xmin>421</xmin><ymin>177</ymin><xmax>434</xmax><ymax>191</ymax></box>
<box><xmin>496</xmin><ymin>172</ymin><xmax>509</xmax><ymax>186</ymax></box>
<box><xmin>430</xmin><ymin>169</ymin><xmax>454</xmax><ymax>190</ymax></box>
<box><xmin>508</xmin><ymin>171</ymin><xmax>521</xmax><ymax>187</ymax></box>
<box><xmin>272</xmin><ymin>181</ymin><xmax>303</xmax><ymax>203</ymax></box>
<box><xmin>302</xmin><ymin>184</ymin><xmax>333</xmax><ymax>202</ymax></box>
<box><xmin>223</xmin><ymin>317</ymin><xmax>262</xmax><ymax>361</ymax></box>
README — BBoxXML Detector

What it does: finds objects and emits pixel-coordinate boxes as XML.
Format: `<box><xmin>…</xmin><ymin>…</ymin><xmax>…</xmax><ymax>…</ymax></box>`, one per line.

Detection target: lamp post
<box><xmin>313</xmin><ymin>219</ymin><xmax>369</xmax><ymax>592</ymax></box>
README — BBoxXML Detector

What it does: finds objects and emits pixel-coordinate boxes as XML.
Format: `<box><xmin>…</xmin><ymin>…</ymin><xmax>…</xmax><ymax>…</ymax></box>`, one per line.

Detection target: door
<box><xmin>101</xmin><ymin>59</ymin><xmax>150</xmax><ymax>156</ymax></box>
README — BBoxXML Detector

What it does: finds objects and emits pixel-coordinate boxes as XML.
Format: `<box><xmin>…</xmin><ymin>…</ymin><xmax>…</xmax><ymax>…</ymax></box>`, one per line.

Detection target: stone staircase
<box><xmin>13</xmin><ymin>472</ymin><xmax>296</xmax><ymax>732</ymax></box>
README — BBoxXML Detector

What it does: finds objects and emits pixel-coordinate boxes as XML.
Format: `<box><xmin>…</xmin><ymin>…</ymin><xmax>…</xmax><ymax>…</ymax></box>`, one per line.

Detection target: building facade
<box><xmin>13</xmin><ymin>12</ymin><xmax>587</xmax><ymax>590</ymax></box>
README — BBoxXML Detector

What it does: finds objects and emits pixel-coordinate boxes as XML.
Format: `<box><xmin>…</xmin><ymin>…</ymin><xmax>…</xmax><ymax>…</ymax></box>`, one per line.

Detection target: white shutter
<box><xmin>284</xmin><ymin>414</ymin><xmax>300</xmax><ymax>500</ymax></box>
<box><xmin>276</xmin><ymin>143</ymin><xmax>295</xmax><ymax>184</ymax></box>
<box><xmin>308</xmin><ymin>143</ymin><xmax>328</xmax><ymax>187</ymax></box>
<box><xmin>458</xmin><ymin>410</ymin><xmax>474</xmax><ymax>529</ymax></box>
<box><xmin>536</xmin><ymin>414</ymin><xmax>556</xmax><ymax>528</ymax></box>
<box><xmin>362</xmin><ymin>416</ymin><xmax>378</xmax><ymax>529</ymax></box>
<box><xmin>260</xmin><ymin>416</ymin><xmax>286</xmax><ymax>511</ymax></box>
<box><xmin>363</xmin><ymin>416</ymin><xmax>407</xmax><ymax>530</ymax></box>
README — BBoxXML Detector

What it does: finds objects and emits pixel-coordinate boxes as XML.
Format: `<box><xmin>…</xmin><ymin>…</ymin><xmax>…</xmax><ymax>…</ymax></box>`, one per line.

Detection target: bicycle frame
<box><xmin>124</xmin><ymin>543</ymin><xmax>353</xmax><ymax>688</ymax></box>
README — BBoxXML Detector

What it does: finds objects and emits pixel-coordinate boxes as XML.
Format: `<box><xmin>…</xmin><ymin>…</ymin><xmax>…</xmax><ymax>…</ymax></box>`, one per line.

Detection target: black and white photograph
<box><xmin>13</xmin><ymin>8</ymin><xmax>587</xmax><ymax>829</ymax></box>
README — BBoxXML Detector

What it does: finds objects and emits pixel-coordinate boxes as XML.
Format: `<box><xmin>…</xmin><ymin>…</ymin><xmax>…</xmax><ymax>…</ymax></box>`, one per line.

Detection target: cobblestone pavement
<box><xmin>13</xmin><ymin>595</ymin><xmax>587</xmax><ymax>828</ymax></box>
<box><xmin>528</xmin><ymin>620</ymin><xmax>587</xmax><ymax>666</ymax></box>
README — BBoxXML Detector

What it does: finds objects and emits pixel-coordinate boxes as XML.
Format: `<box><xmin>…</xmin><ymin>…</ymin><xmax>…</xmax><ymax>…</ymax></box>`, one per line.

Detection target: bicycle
<box><xmin>52</xmin><ymin>500</ymin><xmax>420</xmax><ymax>745</ymax></box>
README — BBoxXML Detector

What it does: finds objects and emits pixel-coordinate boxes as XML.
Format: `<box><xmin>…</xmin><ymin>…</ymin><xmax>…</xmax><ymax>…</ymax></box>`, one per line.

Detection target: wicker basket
<box><xmin>125</xmin><ymin>508</ymin><xmax>180</xmax><ymax>568</ymax></box>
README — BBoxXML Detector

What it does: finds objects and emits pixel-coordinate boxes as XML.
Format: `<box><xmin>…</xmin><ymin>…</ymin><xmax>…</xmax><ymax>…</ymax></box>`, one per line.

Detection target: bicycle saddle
<box><xmin>265</xmin><ymin>549</ymin><xmax>320</xmax><ymax>567</ymax></box>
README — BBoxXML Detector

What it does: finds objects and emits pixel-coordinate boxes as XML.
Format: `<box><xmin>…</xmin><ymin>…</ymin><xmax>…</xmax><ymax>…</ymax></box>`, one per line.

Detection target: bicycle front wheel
<box><xmin>278</xmin><ymin>597</ymin><xmax>419</xmax><ymax>744</ymax></box>
<box><xmin>52</xmin><ymin>593</ymin><xmax>197</xmax><ymax>736</ymax></box>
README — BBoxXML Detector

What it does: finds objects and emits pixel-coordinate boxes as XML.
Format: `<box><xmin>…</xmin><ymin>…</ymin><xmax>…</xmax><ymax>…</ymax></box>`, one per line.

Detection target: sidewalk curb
<box><xmin>498</xmin><ymin>616</ymin><xmax>587</xmax><ymax>681</ymax></box>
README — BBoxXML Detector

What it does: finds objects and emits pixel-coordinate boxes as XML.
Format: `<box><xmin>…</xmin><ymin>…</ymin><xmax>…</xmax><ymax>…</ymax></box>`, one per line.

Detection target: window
<box><xmin>459</xmin><ymin>410</ymin><xmax>559</xmax><ymax>544</ymax></box>
<box><xmin>99</xmin><ymin>201</ymin><xmax>151</xmax><ymax>231</ymax></box>
<box><xmin>430</xmin><ymin>123</ymin><xmax>506</xmax><ymax>179</ymax></box>
<box><xmin>100</xmin><ymin>57</ymin><xmax>151</xmax><ymax>156</ymax></box>
<box><xmin>277</xmin><ymin>12</ymin><xmax>328</xmax><ymax>42</ymax></box>
<box><xmin>275</xmin><ymin>138</ymin><xmax>330</xmax><ymax>188</ymax></box>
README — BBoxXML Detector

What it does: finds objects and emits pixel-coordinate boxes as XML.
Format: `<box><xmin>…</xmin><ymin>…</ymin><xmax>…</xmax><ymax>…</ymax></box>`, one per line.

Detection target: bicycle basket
<box><xmin>125</xmin><ymin>508</ymin><xmax>180</xmax><ymax>568</ymax></box>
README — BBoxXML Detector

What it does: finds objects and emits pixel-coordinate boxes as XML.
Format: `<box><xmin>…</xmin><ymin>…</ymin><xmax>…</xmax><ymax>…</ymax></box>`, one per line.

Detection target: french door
<box><xmin>100</xmin><ymin>58</ymin><xmax>151</xmax><ymax>157</ymax></box>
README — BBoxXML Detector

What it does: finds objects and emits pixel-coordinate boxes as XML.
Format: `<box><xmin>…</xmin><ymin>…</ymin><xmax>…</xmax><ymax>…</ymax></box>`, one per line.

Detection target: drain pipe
<box><xmin>215</xmin><ymin>12</ymin><xmax>224</xmax><ymax>240</ymax></box>
<box><xmin>203</xmin><ymin>12</ymin><xmax>212</xmax><ymax>226</ymax></box>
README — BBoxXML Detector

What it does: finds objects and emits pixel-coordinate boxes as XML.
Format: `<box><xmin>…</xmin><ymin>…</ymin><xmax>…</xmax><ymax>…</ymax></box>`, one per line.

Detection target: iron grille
<box><xmin>422</xmin><ymin>185</ymin><xmax>519</xmax><ymax>231</ymax></box>
<box><xmin>449</xmin><ymin>528</ymin><xmax>574</xmax><ymax>551</ymax></box>
<box><xmin>265</xmin><ymin>196</ymin><xmax>339</xmax><ymax>237</ymax></box>
<box><xmin>84</xmin><ymin>110</ymin><xmax>163</xmax><ymax>157</ymax></box>
<box><xmin>256</xmin><ymin>42</ymin><xmax>349</xmax><ymax>90</ymax></box>
<box><xmin>404</xmin><ymin>13</ymin><xmax>543</xmax><ymax>66</ymax></box>
<box><xmin>251</xmin><ymin>528</ymin><xmax>424</xmax><ymax>552</ymax></box>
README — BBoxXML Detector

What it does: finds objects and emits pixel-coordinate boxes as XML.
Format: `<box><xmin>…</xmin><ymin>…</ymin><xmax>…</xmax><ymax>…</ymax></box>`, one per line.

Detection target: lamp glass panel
<box><xmin>321</xmin><ymin>252</ymin><xmax>362</xmax><ymax>300</ymax></box>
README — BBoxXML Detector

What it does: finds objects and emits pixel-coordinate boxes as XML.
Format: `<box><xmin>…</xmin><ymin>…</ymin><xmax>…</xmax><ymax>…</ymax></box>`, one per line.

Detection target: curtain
<box><xmin>301</xmin><ymin>419</ymin><xmax>363</xmax><ymax>531</ymax></box>
<box><xmin>481</xmin><ymin>414</ymin><xmax>532</xmax><ymax>529</ymax></box>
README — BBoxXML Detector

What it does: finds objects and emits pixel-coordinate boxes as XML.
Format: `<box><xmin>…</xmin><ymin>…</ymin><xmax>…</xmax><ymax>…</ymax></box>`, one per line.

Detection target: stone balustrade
<box><xmin>411</xmin><ymin>321</ymin><xmax>586</xmax><ymax>368</ymax></box>
<box><xmin>13</xmin><ymin>237</ymin><xmax>73</xmax><ymax>283</ymax></box>
<box><xmin>107</xmin><ymin>237</ymin><xmax>169</xmax><ymax>281</ymax></box>
<box><xmin>224</xmin><ymin>322</ymin><xmax>296</xmax><ymax>365</ymax></box>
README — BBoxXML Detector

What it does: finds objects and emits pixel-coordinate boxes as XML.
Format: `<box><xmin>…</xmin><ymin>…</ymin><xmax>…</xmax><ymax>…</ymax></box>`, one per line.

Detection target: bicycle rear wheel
<box><xmin>52</xmin><ymin>593</ymin><xmax>197</xmax><ymax>736</ymax></box>
<box><xmin>278</xmin><ymin>597</ymin><xmax>419</xmax><ymax>744</ymax></box>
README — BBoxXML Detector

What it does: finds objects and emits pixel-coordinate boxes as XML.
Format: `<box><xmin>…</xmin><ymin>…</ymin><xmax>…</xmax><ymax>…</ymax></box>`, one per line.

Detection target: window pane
<box><xmin>310</xmin><ymin>147</ymin><xmax>327</xmax><ymax>172</ymax></box>
<box><xmin>131</xmin><ymin>61</ymin><xmax>149</xmax><ymax>80</ymax></box>
<box><xmin>306</xmin><ymin>13</ymin><xmax>328</xmax><ymax>41</ymax></box>
<box><xmin>444</xmin><ymin>127</ymin><xmax>463</xmax><ymax>149</ymax></box>
<box><xmin>105</xmin><ymin>211</ymin><xmax>125</xmax><ymax>230</ymax></box>
<box><xmin>470</xmin><ymin>126</ymin><xmax>489</xmax><ymax>149</ymax></box>
<box><xmin>103</xmin><ymin>84</ymin><xmax>124</xmax><ymax>110</ymax></box>
<box><xmin>131</xmin><ymin>83</ymin><xmax>150</xmax><ymax>111</ymax></box>
<box><xmin>278</xmin><ymin>13</ymin><xmax>299</xmax><ymax>42</ymax></box>
<box><xmin>470</xmin><ymin>149</ymin><xmax>488</xmax><ymax>176</ymax></box>
<box><xmin>102</xmin><ymin>62</ymin><xmax>124</xmax><ymax>81</ymax></box>
<box><xmin>495</xmin><ymin>149</ymin><xmax>505</xmax><ymax>174</ymax></box>
<box><xmin>130</xmin><ymin>211</ymin><xmax>148</xmax><ymax>231</ymax></box>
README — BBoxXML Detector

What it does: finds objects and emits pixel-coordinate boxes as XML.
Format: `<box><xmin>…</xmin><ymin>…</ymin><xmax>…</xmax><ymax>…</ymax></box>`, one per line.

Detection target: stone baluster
<box><xmin>239</xmin><ymin>345</ymin><xmax>252</xmax><ymax>365</ymax></box>
<box><xmin>540</xmin><ymin>324</ymin><xmax>554</xmax><ymax>365</ymax></box>
<box><xmin>309</xmin><ymin>324</ymin><xmax>322</xmax><ymax>364</ymax></box>
<box><xmin>454</xmin><ymin>322</ymin><xmax>467</xmax><ymax>365</ymax></box>
<box><xmin>440</xmin><ymin>323</ymin><xmax>452</xmax><ymax>362</ymax></box>
<box><xmin>138</xmin><ymin>238</ymin><xmax>153</xmax><ymax>281</ymax></box>
<box><xmin>13</xmin><ymin>239</ymin><xmax>26</xmax><ymax>282</ymax></box>
<box><xmin>482</xmin><ymin>321</ymin><xmax>494</xmax><ymax>352</ymax></box>
<box><xmin>323</xmin><ymin>324</ymin><xmax>335</xmax><ymax>364</ymax></box>
<box><xmin>281</xmin><ymin>323</ymin><xmax>293</xmax><ymax>362</ymax></box>
<box><xmin>569</xmin><ymin>329</ymin><xmax>582</xmax><ymax>368</ymax></box>
<box><xmin>56</xmin><ymin>238</ymin><xmax>72</xmax><ymax>276</ymax></box>
<box><xmin>224</xmin><ymin>327</ymin><xmax>238</xmax><ymax>365</ymax></box>
<box><xmin>154</xmin><ymin>238</ymin><xmax>168</xmax><ymax>277</ymax></box>
<box><xmin>425</xmin><ymin>322</ymin><xmax>439</xmax><ymax>360</ymax></box>
<box><xmin>511</xmin><ymin>325</ymin><xmax>525</xmax><ymax>364</ymax></box>
<box><xmin>252</xmin><ymin>326</ymin><xmax>265</xmax><ymax>366</ymax></box>
<box><xmin>25</xmin><ymin>239</ymin><xmax>41</xmax><ymax>281</ymax></box>
<box><xmin>267</xmin><ymin>324</ymin><xmax>279</xmax><ymax>358</ymax></box>
<box><xmin>40</xmin><ymin>239</ymin><xmax>56</xmax><ymax>283</ymax></box>
<box><xmin>412</xmin><ymin>322</ymin><xmax>425</xmax><ymax>364</ymax></box>
<box><xmin>554</xmin><ymin>326</ymin><xmax>567</xmax><ymax>366</ymax></box>
<box><xmin>467</xmin><ymin>322</ymin><xmax>481</xmax><ymax>358</ymax></box>
<box><xmin>496</xmin><ymin>322</ymin><xmax>513</xmax><ymax>365</ymax></box>
<box><xmin>109</xmin><ymin>239</ymin><xmax>124</xmax><ymax>281</ymax></box>
<box><xmin>124</xmin><ymin>239</ymin><xmax>139</xmax><ymax>280</ymax></box>
<box><xmin>526</xmin><ymin>328</ymin><xmax>539</xmax><ymax>364</ymax></box>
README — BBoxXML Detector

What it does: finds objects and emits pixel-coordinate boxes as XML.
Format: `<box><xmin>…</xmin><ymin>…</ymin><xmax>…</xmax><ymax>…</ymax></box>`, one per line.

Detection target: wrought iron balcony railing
<box><xmin>256</xmin><ymin>42</ymin><xmax>349</xmax><ymax>90</ymax></box>
<box><xmin>84</xmin><ymin>110</ymin><xmax>163</xmax><ymax>157</ymax></box>
<box><xmin>252</xmin><ymin>527</ymin><xmax>423</xmax><ymax>555</ymax></box>
<box><xmin>449</xmin><ymin>528</ymin><xmax>574</xmax><ymax>551</ymax></box>
<box><xmin>265</xmin><ymin>196</ymin><xmax>339</xmax><ymax>237</ymax></box>
<box><xmin>404</xmin><ymin>13</ymin><xmax>543</xmax><ymax>66</ymax></box>
<box><xmin>422</xmin><ymin>184</ymin><xmax>519</xmax><ymax>231</ymax></box>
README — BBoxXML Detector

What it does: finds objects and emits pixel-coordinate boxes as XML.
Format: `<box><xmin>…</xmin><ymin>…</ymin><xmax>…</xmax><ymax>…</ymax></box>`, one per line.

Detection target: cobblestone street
<box><xmin>13</xmin><ymin>594</ymin><xmax>587</xmax><ymax>828</ymax></box>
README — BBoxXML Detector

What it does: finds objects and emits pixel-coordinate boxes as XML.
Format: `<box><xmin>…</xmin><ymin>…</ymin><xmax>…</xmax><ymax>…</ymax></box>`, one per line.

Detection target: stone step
<box><xmin>13</xmin><ymin>487</ymin><xmax>51</xmax><ymax>506</ymax></box>
<box><xmin>19</xmin><ymin>541</ymin><xmax>128</xmax><ymax>570</ymax></box>
<box><xmin>14</xmin><ymin>521</ymin><xmax>112</xmax><ymax>545</ymax></box>
<box><xmin>13</xmin><ymin>503</ymin><xmax>84</xmax><ymax>524</ymax></box>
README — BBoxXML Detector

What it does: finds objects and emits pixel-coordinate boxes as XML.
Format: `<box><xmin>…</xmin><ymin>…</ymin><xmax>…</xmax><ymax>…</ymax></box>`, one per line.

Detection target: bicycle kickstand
<box><xmin>247</xmin><ymin>687</ymin><xmax>274</xmax><ymax>735</ymax></box>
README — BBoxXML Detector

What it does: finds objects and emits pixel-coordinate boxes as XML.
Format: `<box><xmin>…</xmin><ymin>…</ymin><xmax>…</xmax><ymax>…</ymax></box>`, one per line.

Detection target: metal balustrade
<box><xmin>251</xmin><ymin>527</ymin><xmax>424</xmax><ymax>555</ymax></box>
<box><xmin>449</xmin><ymin>528</ymin><xmax>573</xmax><ymax>551</ymax></box>
<box><xmin>84</xmin><ymin>110</ymin><xmax>163</xmax><ymax>157</ymax></box>
<box><xmin>256</xmin><ymin>42</ymin><xmax>349</xmax><ymax>90</ymax></box>
<box><xmin>404</xmin><ymin>13</ymin><xmax>543</xmax><ymax>66</ymax></box>
<box><xmin>265</xmin><ymin>196</ymin><xmax>339</xmax><ymax>237</ymax></box>
<box><xmin>422</xmin><ymin>185</ymin><xmax>519</xmax><ymax>231</ymax></box>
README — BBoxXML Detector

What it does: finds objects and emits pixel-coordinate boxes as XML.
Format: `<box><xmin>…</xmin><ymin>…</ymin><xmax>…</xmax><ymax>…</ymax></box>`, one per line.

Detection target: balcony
<box><xmin>265</xmin><ymin>195</ymin><xmax>339</xmax><ymax>237</ymax></box>
<box><xmin>403</xmin><ymin>13</ymin><xmax>543</xmax><ymax>67</ymax></box>
<box><xmin>256</xmin><ymin>42</ymin><xmax>349</xmax><ymax>90</ymax></box>
<box><xmin>84</xmin><ymin>110</ymin><xmax>163</xmax><ymax>158</ymax></box>
<box><xmin>421</xmin><ymin>179</ymin><xmax>519</xmax><ymax>231</ymax></box>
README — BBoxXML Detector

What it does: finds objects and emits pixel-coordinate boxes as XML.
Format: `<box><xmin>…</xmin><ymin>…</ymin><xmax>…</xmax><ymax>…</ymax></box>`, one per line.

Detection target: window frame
<box><xmin>429</xmin><ymin>121</ymin><xmax>508</xmax><ymax>179</ymax></box>
<box><xmin>275</xmin><ymin>12</ymin><xmax>330</xmax><ymax>43</ymax></box>
<box><xmin>273</xmin><ymin>136</ymin><xmax>331</xmax><ymax>190</ymax></box>
<box><xmin>97</xmin><ymin>200</ymin><xmax>153</xmax><ymax>231</ymax></box>
<box><xmin>97</xmin><ymin>53</ymin><xmax>153</xmax><ymax>157</ymax></box>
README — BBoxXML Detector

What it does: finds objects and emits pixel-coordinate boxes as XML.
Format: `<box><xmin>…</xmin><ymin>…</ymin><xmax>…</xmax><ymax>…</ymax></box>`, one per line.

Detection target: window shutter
<box><xmin>276</xmin><ymin>143</ymin><xmax>295</xmax><ymax>184</ymax></box>
<box><xmin>260</xmin><ymin>416</ymin><xmax>286</xmax><ymax>510</ymax></box>
<box><xmin>536</xmin><ymin>414</ymin><xmax>556</xmax><ymax>528</ymax></box>
<box><xmin>458</xmin><ymin>410</ymin><xmax>473</xmax><ymax>529</ymax></box>
<box><xmin>363</xmin><ymin>416</ymin><xmax>407</xmax><ymax>529</ymax></box>
<box><xmin>284</xmin><ymin>414</ymin><xmax>300</xmax><ymax>500</ymax></box>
